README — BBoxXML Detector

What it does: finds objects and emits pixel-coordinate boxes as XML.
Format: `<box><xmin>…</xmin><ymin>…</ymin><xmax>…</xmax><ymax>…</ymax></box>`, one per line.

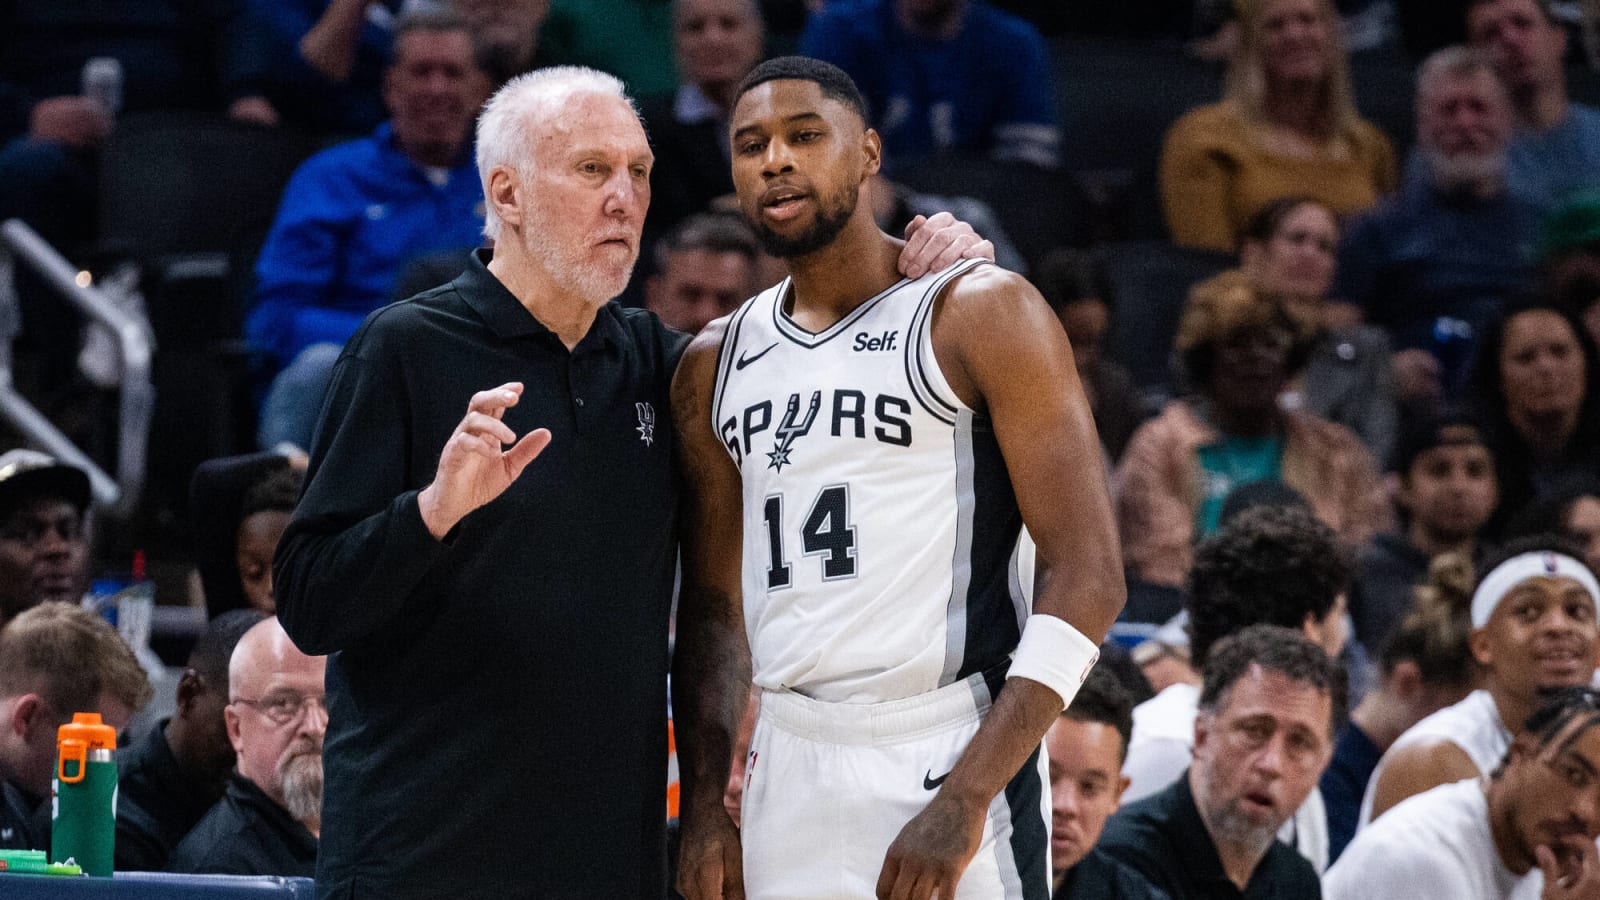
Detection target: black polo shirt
<box><xmin>276</xmin><ymin>249</ymin><xmax>684</xmax><ymax>899</ymax></box>
<box><xmin>114</xmin><ymin>720</ymin><xmax>224</xmax><ymax>870</ymax></box>
<box><xmin>165</xmin><ymin>772</ymin><xmax>317</xmax><ymax>876</ymax></box>
<box><xmin>1058</xmin><ymin>847</ymin><xmax>1174</xmax><ymax>900</ymax></box>
<box><xmin>1097</xmin><ymin>772</ymin><xmax>1322</xmax><ymax>900</ymax></box>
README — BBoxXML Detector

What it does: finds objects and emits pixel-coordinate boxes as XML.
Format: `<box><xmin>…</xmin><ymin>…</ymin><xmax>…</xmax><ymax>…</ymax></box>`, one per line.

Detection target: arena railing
<box><xmin>0</xmin><ymin>218</ymin><xmax>153</xmax><ymax>519</ymax></box>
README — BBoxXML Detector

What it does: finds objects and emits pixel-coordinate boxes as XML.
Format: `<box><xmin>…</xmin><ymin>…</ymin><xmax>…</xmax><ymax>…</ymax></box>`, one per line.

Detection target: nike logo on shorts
<box><xmin>736</xmin><ymin>342</ymin><xmax>779</xmax><ymax>370</ymax></box>
<box><xmin>923</xmin><ymin>769</ymin><xmax>950</xmax><ymax>790</ymax></box>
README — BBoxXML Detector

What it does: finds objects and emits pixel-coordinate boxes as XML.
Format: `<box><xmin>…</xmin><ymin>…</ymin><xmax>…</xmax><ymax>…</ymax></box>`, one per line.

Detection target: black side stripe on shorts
<box><xmin>1005</xmin><ymin>744</ymin><xmax>1052</xmax><ymax>900</ymax></box>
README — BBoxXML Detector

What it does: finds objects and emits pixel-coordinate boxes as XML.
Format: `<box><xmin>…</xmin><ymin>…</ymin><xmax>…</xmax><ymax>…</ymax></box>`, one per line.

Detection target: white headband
<box><xmin>1471</xmin><ymin>551</ymin><xmax>1600</xmax><ymax>628</ymax></box>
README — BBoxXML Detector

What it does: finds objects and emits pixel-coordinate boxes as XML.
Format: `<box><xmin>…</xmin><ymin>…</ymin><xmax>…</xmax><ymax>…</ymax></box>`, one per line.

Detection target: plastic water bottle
<box><xmin>52</xmin><ymin>713</ymin><xmax>118</xmax><ymax>876</ymax></box>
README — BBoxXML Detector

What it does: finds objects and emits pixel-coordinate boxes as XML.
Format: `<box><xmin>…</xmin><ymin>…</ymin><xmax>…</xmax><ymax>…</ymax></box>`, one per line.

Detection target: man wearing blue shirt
<box><xmin>800</xmin><ymin>0</ymin><xmax>1060</xmax><ymax>170</ymax></box>
<box><xmin>249</xmin><ymin>10</ymin><xmax>489</xmax><ymax>450</ymax></box>
<box><xmin>1468</xmin><ymin>0</ymin><xmax>1600</xmax><ymax>211</ymax></box>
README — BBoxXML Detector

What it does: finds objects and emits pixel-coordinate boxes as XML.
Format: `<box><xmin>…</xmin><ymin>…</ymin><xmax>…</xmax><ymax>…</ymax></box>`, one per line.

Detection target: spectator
<box><xmin>800</xmin><ymin>0</ymin><xmax>1061</xmax><ymax>169</ymax></box>
<box><xmin>1115</xmin><ymin>271</ymin><xmax>1387</xmax><ymax>588</ymax></box>
<box><xmin>1052</xmin><ymin>668</ymin><xmax>1170</xmax><ymax>899</ymax></box>
<box><xmin>645</xmin><ymin>212</ymin><xmax>763</xmax><ymax>335</ymax></box>
<box><xmin>115</xmin><ymin>610</ymin><xmax>266</xmax><ymax>871</ymax></box>
<box><xmin>0</xmin><ymin>450</ymin><xmax>92</xmax><ymax>629</ymax></box>
<box><xmin>235</xmin><ymin>467</ymin><xmax>303</xmax><ymax>615</ymax></box>
<box><xmin>1035</xmin><ymin>249</ymin><xmax>1143</xmax><ymax>464</ymax></box>
<box><xmin>253</xmin><ymin>0</ymin><xmax>396</xmax><ymax>135</ymax></box>
<box><xmin>1099</xmin><ymin>626</ymin><xmax>1339</xmax><ymax>899</ymax></box>
<box><xmin>1466</xmin><ymin>301</ymin><xmax>1600</xmax><ymax>528</ymax></box>
<box><xmin>1122</xmin><ymin>505</ymin><xmax>1350</xmax><ymax>872</ymax></box>
<box><xmin>1506</xmin><ymin>475</ymin><xmax>1600</xmax><ymax>573</ymax></box>
<box><xmin>638</xmin><ymin>0</ymin><xmax>765</xmax><ymax>236</ymax></box>
<box><xmin>456</xmin><ymin>0</ymin><xmax>552</xmax><ymax>85</ymax></box>
<box><xmin>190</xmin><ymin>452</ymin><xmax>302</xmax><ymax>619</ymax></box>
<box><xmin>1239</xmin><ymin>196</ymin><xmax>1398</xmax><ymax>461</ymax></box>
<box><xmin>1320</xmin><ymin>559</ymin><xmax>1478</xmax><ymax>863</ymax></box>
<box><xmin>1362</xmin><ymin>535</ymin><xmax>1600</xmax><ymax>824</ymax></box>
<box><xmin>1340</xmin><ymin>47</ymin><xmax>1540</xmax><ymax>397</ymax></box>
<box><xmin>1160</xmin><ymin>0</ymin><xmax>1395</xmax><ymax>252</ymax></box>
<box><xmin>1468</xmin><ymin>0</ymin><xmax>1600</xmax><ymax>211</ymax></box>
<box><xmin>167</xmin><ymin>617</ymin><xmax>324</xmax><ymax>877</ymax></box>
<box><xmin>1539</xmin><ymin>190</ymin><xmax>1600</xmax><ymax>350</ymax></box>
<box><xmin>1324</xmin><ymin>686</ymin><xmax>1600</xmax><ymax>900</ymax></box>
<box><xmin>1347</xmin><ymin>411</ymin><xmax>1497</xmax><ymax>651</ymax></box>
<box><xmin>540</xmin><ymin>0</ymin><xmax>677</xmax><ymax>96</ymax></box>
<box><xmin>0</xmin><ymin>603</ymin><xmax>152</xmax><ymax>850</ymax></box>
<box><xmin>249</xmin><ymin>10</ymin><xmax>492</xmax><ymax>453</ymax></box>
<box><xmin>0</xmin><ymin>0</ymin><xmax>277</xmax><ymax>386</ymax></box>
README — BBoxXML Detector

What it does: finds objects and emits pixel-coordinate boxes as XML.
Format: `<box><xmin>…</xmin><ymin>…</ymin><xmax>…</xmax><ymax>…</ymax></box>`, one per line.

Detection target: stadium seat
<box><xmin>1097</xmin><ymin>240</ymin><xmax>1233</xmax><ymax>403</ymax></box>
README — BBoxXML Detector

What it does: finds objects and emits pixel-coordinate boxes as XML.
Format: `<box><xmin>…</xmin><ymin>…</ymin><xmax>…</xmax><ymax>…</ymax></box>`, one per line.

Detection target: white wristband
<box><xmin>1007</xmin><ymin>614</ymin><xmax>1100</xmax><ymax>711</ymax></box>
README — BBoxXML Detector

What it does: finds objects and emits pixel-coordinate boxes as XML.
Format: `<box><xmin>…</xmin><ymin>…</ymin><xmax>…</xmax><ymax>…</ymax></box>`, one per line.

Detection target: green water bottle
<box><xmin>52</xmin><ymin>712</ymin><xmax>118</xmax><ymax>876</ymax></box>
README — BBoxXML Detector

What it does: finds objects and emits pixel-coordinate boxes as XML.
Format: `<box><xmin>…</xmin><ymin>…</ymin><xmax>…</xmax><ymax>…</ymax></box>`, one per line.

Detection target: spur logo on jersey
<box><xmin>852</xmin><ymin>330</ymin><xmax>899</xmax><ymax>352</ymax></box>
<box><xmin>720</xmin><ymin>389</ymin><xmax>915</xmax><ymax>467</ymax></box>
<box><xmin>636</xmin><ymin>402</ymin><xmax>656</xmax><ymax>447</ymax></box>
<box><xmin>766</xmin><ymin>391</ymin><xmax>821</xmax><ymax>471</ymax></box>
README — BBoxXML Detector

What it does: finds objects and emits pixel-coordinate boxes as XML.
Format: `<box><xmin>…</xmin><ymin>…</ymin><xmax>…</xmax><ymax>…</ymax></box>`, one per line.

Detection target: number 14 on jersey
<box><xmin>763</xmin><ymin>484</ymin><xmax>858</xmax><ymax>589</ymax></box>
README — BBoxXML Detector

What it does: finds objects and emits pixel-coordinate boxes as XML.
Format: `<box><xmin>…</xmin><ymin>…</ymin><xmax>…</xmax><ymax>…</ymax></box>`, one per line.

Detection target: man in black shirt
<box><xmin>274</xmin><ymin>60</ymin><xmax>987</xmax><ymax>899</ymax></box>
<box><xmin>1099</xmin><ymin>626</ymin><xmax>1340</xmax><ymax>900</ymax></box>
<box><xmin>116</xmin><ymin>609</ymin><xmax>265</xmax><ymax>870</ymax></box>
<box><xmin>167</xmin><ymin>617</ymin><xmax>322</xmax><ymax>876</ymax></box>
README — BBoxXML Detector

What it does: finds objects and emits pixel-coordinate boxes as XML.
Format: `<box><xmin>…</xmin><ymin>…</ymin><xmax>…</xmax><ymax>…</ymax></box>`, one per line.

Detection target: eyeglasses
<box><xmin>232</xmin><ymin>691</ymin><xmax>326</xmax><ymax>726</ymax></box>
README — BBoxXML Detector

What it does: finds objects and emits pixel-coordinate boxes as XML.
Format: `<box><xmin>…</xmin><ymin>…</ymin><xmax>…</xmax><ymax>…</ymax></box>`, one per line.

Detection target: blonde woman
<box><xmin>1160</xmin><ymin>0</ymin><xmax>1397</xmax><ymax>251</ymax></box>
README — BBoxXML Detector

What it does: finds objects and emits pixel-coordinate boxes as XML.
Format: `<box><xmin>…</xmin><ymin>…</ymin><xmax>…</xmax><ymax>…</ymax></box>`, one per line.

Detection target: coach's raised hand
<box><xmin>417</xmin><ymin>382</ymin><xmax>551</xmax><ymax>539</ymax></box>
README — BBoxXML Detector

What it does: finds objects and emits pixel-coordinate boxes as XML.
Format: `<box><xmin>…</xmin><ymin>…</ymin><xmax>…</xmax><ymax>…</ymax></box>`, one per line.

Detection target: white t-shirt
<box><xmin>1359</xmin><ymin>690</ymin><xmax>1510</xmax><ymax>828</ymax></box>
<box><xmin>1325</xmin><ymin>778</ymin><xmax>1520</xmax><ymax>900</ymax></box>
<box><xmin>1122</xmin><ymin>682</ymin><xmax>1330</xmax><ymax>873</ymax></box>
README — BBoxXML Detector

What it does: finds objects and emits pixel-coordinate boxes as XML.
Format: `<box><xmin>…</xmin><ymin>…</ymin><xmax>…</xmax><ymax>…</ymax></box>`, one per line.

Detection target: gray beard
<box><xmin>1425</xmin><ymin>147</ymin><xmax>1507</xmax><ymax>196</ymax></box>
<box><xmin>278</xmin><ymin>751</ymin><xmax>323</xmax><ymax>825</ymax></box>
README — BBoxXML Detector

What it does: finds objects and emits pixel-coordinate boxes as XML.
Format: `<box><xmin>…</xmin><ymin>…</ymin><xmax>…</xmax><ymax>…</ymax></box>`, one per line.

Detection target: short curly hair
<box><xmin>1172</xmin><ymin>270</ymin><xmax>1314</xmax><ymax>390</ymax></box>
<box><xmin>1187</xmin><ymin>505</ymin><xmax>1350</xmax><ymax>668</ymax></box>
<box><xmin>1198</xmin><ymin>624</ymin><xmax>1346</xmax><ymax>739</ymax></box>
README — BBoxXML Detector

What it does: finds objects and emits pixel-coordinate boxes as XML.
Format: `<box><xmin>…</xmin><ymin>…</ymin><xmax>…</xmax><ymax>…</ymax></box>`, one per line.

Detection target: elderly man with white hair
<box><xmin>274</xmin><ymin>64</ymin><xmax>991</xmax><ymax>898</ymax></box>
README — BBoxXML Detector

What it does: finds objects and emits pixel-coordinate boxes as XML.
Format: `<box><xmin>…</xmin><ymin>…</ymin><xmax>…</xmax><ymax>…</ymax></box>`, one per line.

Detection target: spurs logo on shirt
<box><xmin>711</xmin><ymin>258</ymin><xmax>1027</xmax><ymax>704</ymax></box>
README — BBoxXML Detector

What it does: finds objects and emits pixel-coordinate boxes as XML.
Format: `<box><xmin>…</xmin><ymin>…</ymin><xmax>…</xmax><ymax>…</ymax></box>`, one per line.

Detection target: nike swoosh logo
<box><xmin>736</xmin><ymin>342</ymin><xmax>779</xmax><ymax>370</ymax></box>
<box><xmin>923</xmin><ymin>769</ymin><xmax>949</xmax><ymax>791</ymax></box>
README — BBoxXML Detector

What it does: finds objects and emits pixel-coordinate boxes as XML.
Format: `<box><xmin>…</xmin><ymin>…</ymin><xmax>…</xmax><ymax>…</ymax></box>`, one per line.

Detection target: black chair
<box><xmin>893</xmin><ymin>156</ymin><xmax>1093</xmax><ymax>272</ymax></box>
<box><xmin>95</xmin><ymin>112</ymin><xmax>318</xmax><ymax>536</ymax></box>
<box><xmin>1097</xmin><ymin>240</ymin><xmax>1233</xmax><ymax>403</ymax></box>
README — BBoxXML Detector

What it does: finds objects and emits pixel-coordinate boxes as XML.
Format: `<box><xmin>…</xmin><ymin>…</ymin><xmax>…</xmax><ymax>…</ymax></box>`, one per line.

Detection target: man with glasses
<box><xmin>0</xmin><ymin>449</ymin><xmax>92</xmax><ymax>628</ymax></box>
<box><xmin>1326</xmin><ymin>686</ymin><xmax>1600</xmax><ymax>899</ymax></box>
<box><xmin>168</xmin><ymin>617</ymin><xmax>324</xmax><ymax>877</ymax></box>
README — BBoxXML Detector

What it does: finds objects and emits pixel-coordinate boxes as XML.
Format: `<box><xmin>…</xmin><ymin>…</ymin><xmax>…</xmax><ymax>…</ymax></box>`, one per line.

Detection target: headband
<box><xmin>1471</xmin><ymin>551</ymin><xmax>1600</xmax><ymax>628</ymax></box>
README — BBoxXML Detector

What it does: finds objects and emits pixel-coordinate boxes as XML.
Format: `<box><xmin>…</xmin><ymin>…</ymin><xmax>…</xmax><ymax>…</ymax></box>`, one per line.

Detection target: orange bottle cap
<box><xmin>56</xmin><ymin>712</ymin><xmax>117</xmax><ymax>751</ymax></box>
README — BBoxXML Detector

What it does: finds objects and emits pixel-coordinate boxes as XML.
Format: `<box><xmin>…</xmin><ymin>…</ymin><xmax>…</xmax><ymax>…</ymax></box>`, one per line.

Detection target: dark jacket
<box><xmin>166</xmin><ymin>771</ymin><xmax>316</xmax><ymax>877</ymax></box>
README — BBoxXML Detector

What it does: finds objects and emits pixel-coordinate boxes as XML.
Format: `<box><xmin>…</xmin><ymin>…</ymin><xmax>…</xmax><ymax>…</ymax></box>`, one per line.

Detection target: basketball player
<box><xmin>672</xmin><ymin>57</ymin><xmax>1125</xmax><ymax>900</ymax></box>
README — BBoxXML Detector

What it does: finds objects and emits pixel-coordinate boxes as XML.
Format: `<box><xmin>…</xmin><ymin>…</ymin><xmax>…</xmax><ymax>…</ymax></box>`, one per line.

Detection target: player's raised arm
<box><xmin>671</xmin><ymin>318</ymin><xmax>753</xmax><ymax>900</ymax></box>
<box><xmin>876</xmin><ymin>266</ymin><xmax>1125</xmax><ymax>900</ymax></box>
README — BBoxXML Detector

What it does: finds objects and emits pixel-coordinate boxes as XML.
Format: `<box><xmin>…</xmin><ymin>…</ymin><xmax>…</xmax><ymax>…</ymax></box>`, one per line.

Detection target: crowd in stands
<box><xmin>6</xmin><ymin>0</ymin><xmax>1600</xmax><ymax>896</ymax></box>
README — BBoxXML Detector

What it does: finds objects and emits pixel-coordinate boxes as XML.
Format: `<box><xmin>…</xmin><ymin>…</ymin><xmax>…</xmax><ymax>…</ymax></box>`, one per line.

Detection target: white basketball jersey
<box><xmin>712</xmin><ymin>258</ymin><xmax>1026</xmax><ymax>704</ymax></box>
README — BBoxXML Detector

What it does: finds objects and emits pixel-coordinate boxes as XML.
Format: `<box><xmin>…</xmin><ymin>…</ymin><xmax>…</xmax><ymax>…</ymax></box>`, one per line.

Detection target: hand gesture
<box><xmin>899</xmin><ymin>211</ymin><xmax>995</xmax><ymax>279</ymax></box>
<box><xmin>677</xmin><ymin>804</ymin><xmax>745</xmax><ymax>900</ymax></box>
<box><xmin>1539</xmin><ymin>835</ymin><xmax>1600</xmax><ymax>900</ymax></box>
<box><xmin>418</xmin><ymin>383</ymin><xmax>551</xmax><ymax>539</ymax></box>
<box><xmin>875</xmin><ymin>791</ymin><xmax>984</xmax><ymax>900</ymax></box>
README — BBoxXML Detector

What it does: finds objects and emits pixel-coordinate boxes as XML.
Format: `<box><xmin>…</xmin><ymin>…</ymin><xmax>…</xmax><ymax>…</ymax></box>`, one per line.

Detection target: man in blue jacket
<box><xmin>249</xmin><ymin>9</ymin><xmax>490</xmax><ymax>450</ymax></box>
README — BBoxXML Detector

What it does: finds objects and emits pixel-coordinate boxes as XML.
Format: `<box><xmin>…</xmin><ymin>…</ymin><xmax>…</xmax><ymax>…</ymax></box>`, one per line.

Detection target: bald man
<box><xmin>167</xmin><ymin>617</ymin><xmax>325</xmax><ymax>877</ymax></box>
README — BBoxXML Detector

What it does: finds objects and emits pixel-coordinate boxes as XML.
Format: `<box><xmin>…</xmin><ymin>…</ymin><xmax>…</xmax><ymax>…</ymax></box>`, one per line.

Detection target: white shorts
<box><xmin>740</xmin><ymin>671</ymin><xmax>1051</xmax><ymax>900</ymax></box>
